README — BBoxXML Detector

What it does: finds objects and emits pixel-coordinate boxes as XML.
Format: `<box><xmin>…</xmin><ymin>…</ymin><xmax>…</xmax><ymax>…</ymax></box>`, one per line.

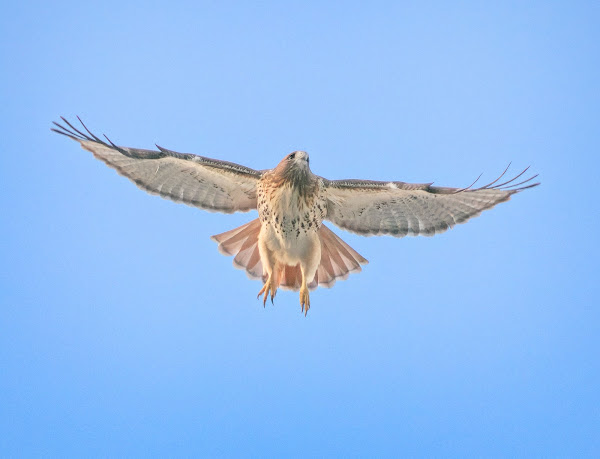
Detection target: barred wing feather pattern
<box><xmin>323</xmin><ymin>169</ymin><xmax>539</xmax><ymax>237</ymax></box>
<box><xmin>52</xmin><ymin>117</ymin><xmax>262</xmax><ymax>213</ymax></box>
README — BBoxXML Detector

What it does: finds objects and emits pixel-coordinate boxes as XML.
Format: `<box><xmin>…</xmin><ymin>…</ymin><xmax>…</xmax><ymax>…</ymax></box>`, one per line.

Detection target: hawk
<box><xmin>52</xmin><ymin>117</ymin><xmax>539</xmax><ymax>315</ymax></box>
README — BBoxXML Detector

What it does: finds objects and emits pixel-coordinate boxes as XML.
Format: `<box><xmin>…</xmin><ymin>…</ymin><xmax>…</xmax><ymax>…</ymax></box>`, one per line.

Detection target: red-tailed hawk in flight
<box><xmin>53</xmin><ymin>117</ymin><xmax>539</xmax><ymax>315</ymax></box>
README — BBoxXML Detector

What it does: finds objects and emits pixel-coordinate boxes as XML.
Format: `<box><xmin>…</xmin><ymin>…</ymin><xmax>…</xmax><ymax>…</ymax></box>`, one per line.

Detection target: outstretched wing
<box><xmin>52</xmin><ymin>117</ymin><xmax>262</xmax><ymax>213</ymax></box>
<box><xmin>323</xmin><ymin>165</ymin><xmax>539</xmax><ymax>237</ymax></box>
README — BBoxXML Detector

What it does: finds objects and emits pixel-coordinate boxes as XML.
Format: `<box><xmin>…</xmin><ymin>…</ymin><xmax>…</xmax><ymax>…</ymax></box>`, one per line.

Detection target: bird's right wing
<box><xmin>323</xmin><ymin>166</ymin><xmax>539</xmax><ymax>237</ymax></box>
<box><xmin>52</xmin><ymin>117</ymin><xmax>262</xmax><ymax>213</ymax></box>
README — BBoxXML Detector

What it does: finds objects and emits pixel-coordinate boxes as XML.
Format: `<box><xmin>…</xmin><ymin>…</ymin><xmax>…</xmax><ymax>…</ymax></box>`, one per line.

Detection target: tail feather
<box><xmin>316</xmin><ymin>224</ymin><xmax>368</xmax><ymax>288</ymax></box>
<box><xmin>280</xmin><ymin>264</ymin><xmax>302</xmax><ymax>290</ymax></box>
<box><xmin>211</xmin><ymin>220</ymin><xmax>368</xmax><ymax>290</ymax></box>
<box><xmin>211</xmin><ymin>220</ymin><xmax>257</xmax><ymax>255</ymax></box>
<box><xmin>211</xmin><ymin>219</ymin><xmax>264</xmax><ymax>281</ymax></box>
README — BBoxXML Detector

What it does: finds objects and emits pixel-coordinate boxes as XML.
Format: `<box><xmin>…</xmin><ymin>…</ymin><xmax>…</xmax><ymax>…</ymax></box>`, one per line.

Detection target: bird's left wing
<box><xmin>53</xmin><ymin>117</ymin><xmax>262</xmax><ymax>213</ymax></box>
<box><xmin>322</xmin><ymin>166</ymin><xmax>539</xmax><ymax>237</ymax></box>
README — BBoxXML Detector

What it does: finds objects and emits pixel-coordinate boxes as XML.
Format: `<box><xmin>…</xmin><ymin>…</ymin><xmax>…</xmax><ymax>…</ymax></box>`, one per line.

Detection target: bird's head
<box><xmin>285</xmin><ymin>150</ymin><xmax>309</xmax><ymax>167</ymax></box>
<box><xmin>273</xmin><ymin>150</ymin><xmax>313</xmax><ymax>188</ymax></box>
<box><xmin>275</xmin><ymin>150</ymin><xmax>311</xmax><ymax>174</ymax></box>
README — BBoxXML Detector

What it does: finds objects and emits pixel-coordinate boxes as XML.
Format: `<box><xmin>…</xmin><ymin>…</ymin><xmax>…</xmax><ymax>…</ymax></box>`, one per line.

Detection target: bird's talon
<box><xmin>299</xmin><ymin>287</ymin><xmax>310</xmax><ymax>316</ymax></box>
<box><xmin>258</xmin><ymin>278</ymin><xmax>278</xmax><ymax>308</ymax></box>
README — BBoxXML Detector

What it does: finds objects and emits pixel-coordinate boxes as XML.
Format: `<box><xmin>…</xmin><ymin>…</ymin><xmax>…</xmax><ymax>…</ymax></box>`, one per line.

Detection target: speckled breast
<box><xmin>257</xmin><ymin>174</ymin><xmax>327</xmax><ymax>241</ymax></box>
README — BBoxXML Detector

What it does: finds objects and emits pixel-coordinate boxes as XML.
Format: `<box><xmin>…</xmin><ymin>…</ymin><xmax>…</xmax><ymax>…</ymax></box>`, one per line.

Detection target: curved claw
<box><xmin>257</xmin><ymin>279</ymin><xmax>277</xmax><ymax>307</ymax></box>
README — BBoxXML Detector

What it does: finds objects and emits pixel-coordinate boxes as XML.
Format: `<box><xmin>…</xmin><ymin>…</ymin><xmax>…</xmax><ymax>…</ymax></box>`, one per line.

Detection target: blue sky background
<box><xmin>1</xmin><ymin>1</ymin><xmax>599</xmax><ymax>456</ymax></box>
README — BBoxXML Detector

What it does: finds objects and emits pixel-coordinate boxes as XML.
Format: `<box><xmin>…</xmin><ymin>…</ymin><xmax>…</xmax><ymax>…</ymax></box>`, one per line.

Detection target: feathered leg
<box><xmin>257</xmin><ymin>235</ymin><xmax>281</xmax><ymax>306</ymax></box>
<box><xmin>299</xmin><ymin>237</ymin><xmax>321</xmax><ymax>316</ymax></box>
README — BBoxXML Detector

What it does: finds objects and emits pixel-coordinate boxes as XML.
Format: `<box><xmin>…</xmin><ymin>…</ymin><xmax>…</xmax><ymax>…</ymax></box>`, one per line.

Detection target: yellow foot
<box><xmin>300</xmin><ymin>287</ymin><xmax>310</xmax><ymax>316</ymax></box>
<box><xmin>257</xmin><ymin>279</ymin><xmax>277</xmax><ymax>307</ymax></box>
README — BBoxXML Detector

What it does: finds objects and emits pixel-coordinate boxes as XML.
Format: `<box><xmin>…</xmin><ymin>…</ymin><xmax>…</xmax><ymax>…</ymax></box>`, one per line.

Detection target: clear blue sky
<box><xmin>1</xmin><ymin>1</ymin><xmax>598</xmax><ymax>456</ymax></box>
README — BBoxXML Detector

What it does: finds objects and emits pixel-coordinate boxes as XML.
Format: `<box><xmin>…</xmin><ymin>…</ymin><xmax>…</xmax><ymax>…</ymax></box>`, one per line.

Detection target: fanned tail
<box><xmin>211</xmin><ymin>221</ymin><xmax>368</xmax><ymax>291</ymax></box>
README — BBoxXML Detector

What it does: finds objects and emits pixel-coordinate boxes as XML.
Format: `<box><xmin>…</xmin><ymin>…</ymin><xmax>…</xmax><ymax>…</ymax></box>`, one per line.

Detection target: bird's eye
<box><xmin>288</xmin><ymin>153</ymin><xmax>296</xmax><ymax>160</ymax></box>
